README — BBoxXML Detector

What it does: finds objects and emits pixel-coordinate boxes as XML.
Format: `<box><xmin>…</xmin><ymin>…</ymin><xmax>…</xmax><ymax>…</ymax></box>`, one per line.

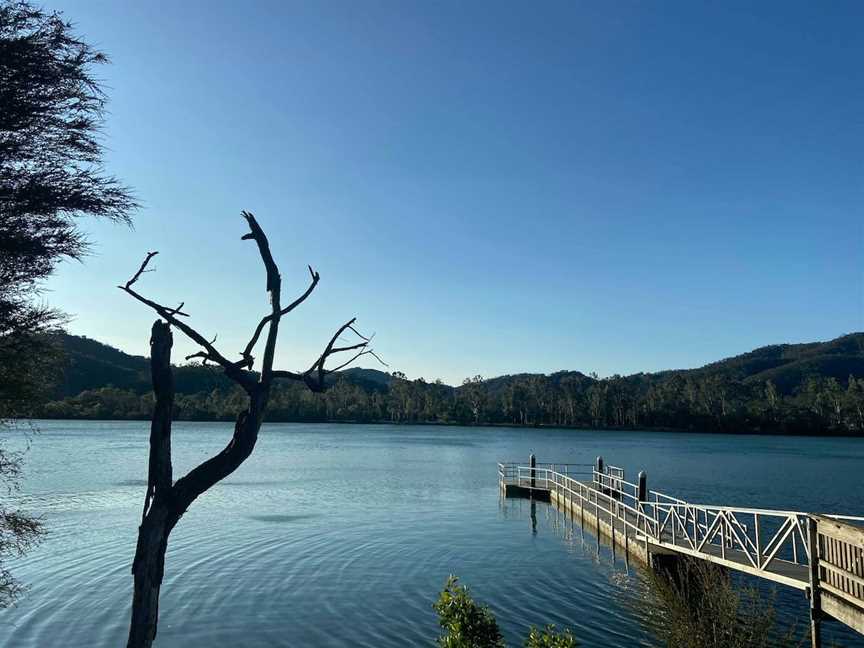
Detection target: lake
<box><xmin>3</xmin><ymin>421</ymin><xmax>863</xmax><ymax>647</ymax></box>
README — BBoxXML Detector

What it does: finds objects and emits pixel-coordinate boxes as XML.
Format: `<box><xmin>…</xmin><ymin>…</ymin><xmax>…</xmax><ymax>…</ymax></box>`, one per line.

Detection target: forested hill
<box><xmin>38</xmin><ymin>332</ymin><xmax>864</xmax><ymax>435</ymax></box>
<box><xmin>50</xmin><ymin>333</ymin><xmax>393</xmax><ymax>398</ymax></box>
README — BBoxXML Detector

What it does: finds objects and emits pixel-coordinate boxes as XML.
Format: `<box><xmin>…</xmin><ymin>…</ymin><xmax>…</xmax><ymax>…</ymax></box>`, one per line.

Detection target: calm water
<box><xmin>3</xmin><ymin>421</ymin><xmax>864</xmax><ymax>647</ymax></box>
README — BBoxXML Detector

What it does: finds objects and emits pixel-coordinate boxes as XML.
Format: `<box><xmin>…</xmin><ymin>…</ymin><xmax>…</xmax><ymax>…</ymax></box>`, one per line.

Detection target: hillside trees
<box><xmin>462</xmin><ymin>375</ymin><xmax>487</xmax><ymax>423</ymax></box>
<box><xmin>30</xmin><ymin>328</ymin><xmax>864</xmax><ymax>434</ymax></box>
<box><xmin>35</xmin><ymin>362</ymin><xmax>864</xmax><ymax>434</ymax></box>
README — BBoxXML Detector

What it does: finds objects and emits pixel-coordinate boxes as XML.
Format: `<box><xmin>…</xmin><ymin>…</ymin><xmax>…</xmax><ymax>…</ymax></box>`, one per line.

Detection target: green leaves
<box><xmin>433</xmin><ymin>576</ymin><xmax>505</xmax><ymax>648</ymax></box>
<box><xmin>524</xmin><ymin>625</ymin><xmax>578</xmax><ymax>648</ymax></box>
<box><xmin>434</xmin><ymin>577</ymin><xmax>578</xmax><ymax>648</ymax></box>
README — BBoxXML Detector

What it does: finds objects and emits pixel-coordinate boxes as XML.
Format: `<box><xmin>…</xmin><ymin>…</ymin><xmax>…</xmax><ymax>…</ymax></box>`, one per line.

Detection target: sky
<box><xmin>44</xmin><ymin>0</ymin><xmax>863</xmax><ymax>385</ymax></box>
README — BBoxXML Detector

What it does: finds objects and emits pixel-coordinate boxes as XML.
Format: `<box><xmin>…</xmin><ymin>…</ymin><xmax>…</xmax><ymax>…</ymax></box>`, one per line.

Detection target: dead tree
<box><xmin>120</xmin><ymin>212</ymin><xmax>381</xmax><ymax>648</ymax></box>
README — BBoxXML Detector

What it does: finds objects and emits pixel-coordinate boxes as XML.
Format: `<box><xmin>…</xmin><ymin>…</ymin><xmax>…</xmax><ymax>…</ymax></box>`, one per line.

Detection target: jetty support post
<box><xmin>529</xmin><ymin>453</ymin><xmax>536</xmax><ymax>490</ymax></box>
<box><xmin>807</xmin><ymin>516</ymin><xmax>822</xmax><ymax>648</ymax></box>
<box><xmin>595</xmin><ymin>456</ymin><xmax>604</xmax><ymax>488</ymax></box>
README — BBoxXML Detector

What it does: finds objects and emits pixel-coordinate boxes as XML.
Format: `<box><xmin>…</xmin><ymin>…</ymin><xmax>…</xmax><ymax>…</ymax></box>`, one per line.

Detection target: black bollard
<box><xmin>638</xmin><ymin>471</ymin><xmax>647</xmax><ymax>502</ymax></box>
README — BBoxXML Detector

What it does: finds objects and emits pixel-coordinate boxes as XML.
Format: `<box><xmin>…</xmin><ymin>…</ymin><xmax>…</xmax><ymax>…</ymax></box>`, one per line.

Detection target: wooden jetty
<box><xmin>498</xmin><ymin>456</ymin><xmax>864</xmax><ymax>647</ymax></box>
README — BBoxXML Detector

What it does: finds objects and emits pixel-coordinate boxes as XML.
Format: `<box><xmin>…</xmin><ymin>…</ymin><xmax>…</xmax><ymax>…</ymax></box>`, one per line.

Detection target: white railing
<box><xmin>498</xmin><ymin>461</ymin><xmax>864</xmax><ymax>586</ymax></box>
<box><xmin>497</xmin><ymin>462</ymin><xmax>593</xmax><ymax>491</ymax></box>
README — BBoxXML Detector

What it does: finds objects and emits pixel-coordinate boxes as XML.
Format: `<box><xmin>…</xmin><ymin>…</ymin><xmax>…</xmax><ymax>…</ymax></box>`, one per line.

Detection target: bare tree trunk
<box><xmin>128</xmin><ymin>505</ymin><xmax>176</xmax><ymax>648</ymax></box>
<box><xmin>126</xmin><ymin>322</ymin><xmax>266</xmax><ymax>648</ymax></box>
<box><xmin>120</xmin><ymin>213</ymin><xmax>380</xmax><ymax>647</ymax></box>
<box><xmin>128</xmin><ymin>321</ymin><xmax>175</xmax><ymax>648</ymax></box>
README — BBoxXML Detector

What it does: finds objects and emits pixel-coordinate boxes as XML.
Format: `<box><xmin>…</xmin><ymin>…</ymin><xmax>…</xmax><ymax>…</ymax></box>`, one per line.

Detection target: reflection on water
<box><xmin>530</xmin><ymin>498</ymin><xmax>537</xmax><ymax>535</ymax></box>
<box><xmin>246</xmin><ymin>514</ymin><xmax>321</xmax><ymax>523</ymax></box>
<box><xmin>2</xmin><ymin>421</ymin><xmax>863</xmax><ymax>647</ymax></box>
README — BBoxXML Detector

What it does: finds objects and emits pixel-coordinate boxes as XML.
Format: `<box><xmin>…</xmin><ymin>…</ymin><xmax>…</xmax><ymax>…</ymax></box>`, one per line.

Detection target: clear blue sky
<box><xmin>46</xmin><ymin>0</ymin><xmax>863</xmax><ymax>384</ymax></box>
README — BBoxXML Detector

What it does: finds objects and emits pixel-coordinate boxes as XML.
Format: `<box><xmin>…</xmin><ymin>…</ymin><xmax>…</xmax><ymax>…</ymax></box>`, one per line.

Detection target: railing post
<box><xmin>692</xmin><ymin>508</ymin><xmax>697</xmax><ymax>547</ymax></box>
<box><xmin>580</xmin><ymin>483</ymin><xmax>585</xmax><ymax>524</ymax></box>
<box><xmin>530</xmin><ymin>453</ymin><xmax>536</xmax><ymax>490</ymax></box>
<box><xmin>807</xmin><ymin>516</ymin><xmax>822</xmax><ymax>648</ymax></box>
<box><xmin>754</xmin><ymin>513</ymin><xmax>761</xmax><ymax>569</ymax></box>
<box><xmin>637</xmin><ymin>471</ymin><xmax>647</xmax><ymax>534</ymax></box>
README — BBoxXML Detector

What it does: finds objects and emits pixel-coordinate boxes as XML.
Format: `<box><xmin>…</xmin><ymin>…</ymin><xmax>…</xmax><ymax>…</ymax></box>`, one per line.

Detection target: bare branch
<box><xmin>240</xmin><ymin>211</ymin><xmax>279</xmax><ymax>292</ymax></box>
<box><xmin>347</xmin><ymin>324</ymin><xmax>371</xmax><ymax>342</ymax></box>
<box><xmin>328</xmin><ymin>349</ymin><xmax>373</xmax><ymax>373</ymax></box>
<box><xmin>119</xmin><ymin>253</ymin><xmax>256</xmax><ymax>391</ymax></box>
<box><xmin>185</xmin><ymin>351</ymin><xmax>214</xmax><ymax>364</ymax></box>
<box><xmin>310</xmin><ymin>318</ymin><xmax>357</xmax><ymax>370</ymax></box>
<box><xmin>366</xmin><ymin>350</ymin><xmax>388</xmax><ymax>367</ymax></box>
<box><xmin>125</xmin><ymin>251</ymin><xmax>158</xmax><ymax>289</ymax></box>
<box><xmin>328</xmin><ymin>347</ymin><xmax>388</xmax><ymax>373</ymax></box>
<box><xmin>241</xmin><ymin>265</ymin><xmax>320</xmax><ymax>368</ymax></box>
<box><xmin>271</xmin><ymin>318</ymin><xmax>386</xmax><ymax>391</ymax></box>
<box><xmin>165</xmin><ymin>302</ymin><xmax>189</xmax><ymax>318</ymax></box>
<box><xmin>328</xmin><ymin>342</ymin><xmax>369</xmax><ymax>355</ymax></box>
<box><xmin>240</xmin><ymin>211</ymin><xmax>282</xmax><ymax>382</ymax></box>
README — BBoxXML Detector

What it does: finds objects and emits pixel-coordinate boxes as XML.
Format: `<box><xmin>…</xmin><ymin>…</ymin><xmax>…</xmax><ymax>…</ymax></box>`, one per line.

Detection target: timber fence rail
<box><xmin>810</xmin><ymin>515</ymin><xmax>864</xmax><ymax>637</ymax></box>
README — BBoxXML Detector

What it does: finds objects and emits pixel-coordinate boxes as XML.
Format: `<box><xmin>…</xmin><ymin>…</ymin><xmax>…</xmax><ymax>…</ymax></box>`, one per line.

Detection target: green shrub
<box><xmin>644</xmin><ymin>558</ymin><xmax>801</xmax><ymax>648</ymax></box>
<box><xmin>434</xmin><ymin>577</ymin><xmax>579</xmax><ymax>647</ymax></box>
<box><xmin>525</xmin><ymin>624</ymin><xmax>578</xmax><ymax>647</ymax></box>
<box><xmin>433</xmin><ymin>576</ymin><xmax>505</xmax><ymax>648</ymax></box>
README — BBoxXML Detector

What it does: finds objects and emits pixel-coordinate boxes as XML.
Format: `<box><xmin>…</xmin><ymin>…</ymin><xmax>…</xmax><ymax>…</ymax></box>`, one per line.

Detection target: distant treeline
<box><xmin>37</xmin><ymin>332</ymin><xmax>864</xmax><ymax>435</ymax></box>
<box><xmin>37</xmin><ymin>369</ymin><xmax>864</xmax><ymax>435</ymax></box>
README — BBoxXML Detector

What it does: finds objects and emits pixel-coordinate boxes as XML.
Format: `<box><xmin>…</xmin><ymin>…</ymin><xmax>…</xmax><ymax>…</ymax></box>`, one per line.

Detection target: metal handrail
<box><xmin>499</xmin><ymin>463</ymin><xmax>864</xmax><ymax>579</ymax></box>
<box><xmin>501</xmin><ymin>460</ymin><xmax>864</xmax><ymax>643</ymax></box>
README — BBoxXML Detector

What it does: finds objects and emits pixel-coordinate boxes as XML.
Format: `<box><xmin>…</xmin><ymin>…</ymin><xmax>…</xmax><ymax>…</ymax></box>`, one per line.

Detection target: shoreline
<box><xmin>25</xmin><ymin>416</ymin><xmax>864</xmax><ymax>438</ymax></box>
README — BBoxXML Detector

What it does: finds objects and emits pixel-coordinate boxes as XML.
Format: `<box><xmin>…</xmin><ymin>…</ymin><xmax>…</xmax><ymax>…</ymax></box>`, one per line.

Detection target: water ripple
<box><xmin>2</xmin><ymin>421</ymin><xmax>863</xmax><ymax>647</ymax></box>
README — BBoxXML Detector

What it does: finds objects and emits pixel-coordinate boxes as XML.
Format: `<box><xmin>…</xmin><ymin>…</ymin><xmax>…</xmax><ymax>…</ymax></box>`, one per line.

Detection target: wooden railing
<box><xmin>810</xmin><ymin>515</ymin><xmax>864</xmax><ymax>640</ymax></box>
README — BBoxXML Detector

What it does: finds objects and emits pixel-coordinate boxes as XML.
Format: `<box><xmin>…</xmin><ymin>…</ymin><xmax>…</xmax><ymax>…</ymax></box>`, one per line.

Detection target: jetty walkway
<box><xmin>498</xmin><ymin>456</ymin><xmax>864</xmax><ymax>647</ymax></box>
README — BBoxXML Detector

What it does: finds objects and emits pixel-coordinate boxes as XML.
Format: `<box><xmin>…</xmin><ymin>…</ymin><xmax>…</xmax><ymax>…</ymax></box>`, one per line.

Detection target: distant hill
<box><xmin>478</xmin><ymin>370</ymin><xmax>595</xmax><ymax>396</ymax></box>
<box><xmin>672</xmin><ymin>333</ymin><xmax>864</xmax><ymax>394</ymax></box>
<box><xmin>55</xmin><ymin>333</ymin><xmax>149</xmax><ymax>396</ymax></box>
<box><xmin>50</xmin><ymin>333</ymin><xmax>393</xmax><ymax>398</ymax></box>
<box><xmin>39</xmin><ymin>331</ymin><xmax>864</xmax><ymax>435</ymax></box>
<box><xmin>338</xmin><ymin>367</ymin><xmax>393</xmax><ymax>391</ymax></box>
<box><xmin>51</xmin><ymin>331</ymin><xmax>864</xmax><ymax>399</ymax></box>
<box><xmin>465</xmin><ymin>333</ymin><xmax>864</xmax><ymax>398</ymax></box>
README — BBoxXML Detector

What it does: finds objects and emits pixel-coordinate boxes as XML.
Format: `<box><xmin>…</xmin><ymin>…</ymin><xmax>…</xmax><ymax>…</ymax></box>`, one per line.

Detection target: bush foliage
<box><xmin>433</xmin><ymin>576</ymin><xmax>577</xmax><ymax>648</ymax></box>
